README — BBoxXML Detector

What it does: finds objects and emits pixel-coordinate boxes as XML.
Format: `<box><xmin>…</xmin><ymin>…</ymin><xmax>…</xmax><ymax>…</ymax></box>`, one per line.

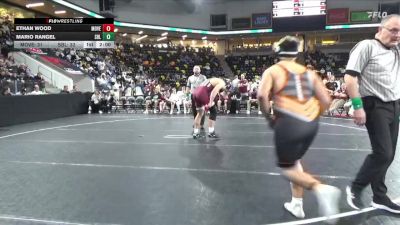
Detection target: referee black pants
<box><xmin>353</xmin><ymin>96</ymin><xmax>400</xmax><ymax>201</ymax></box>
<box><xmin>191</xmin><ymin>94</ymin><xmax>205</xmax><ymax>126</ymax></box>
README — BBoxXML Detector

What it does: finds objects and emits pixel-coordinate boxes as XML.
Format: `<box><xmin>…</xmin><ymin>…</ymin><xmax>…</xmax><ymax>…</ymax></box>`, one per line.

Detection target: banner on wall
<box><xmin>252</xmin><ymin>13</ymin><xmax>272</xmax><ymax>28</ymax></box>
<box><xmin>232</xmin><ymin>17</ymin><xmax>251</xmax><ymax>29</ymax></box>
<box><xmin>350</xmin><ymin>11</ymin><xmax>372</xmax><ymax>22</ymax></box>
<box><xmin>327</xmin><ymin>8</ymin><xmax>349</xmax><ymax>24</ymax></box>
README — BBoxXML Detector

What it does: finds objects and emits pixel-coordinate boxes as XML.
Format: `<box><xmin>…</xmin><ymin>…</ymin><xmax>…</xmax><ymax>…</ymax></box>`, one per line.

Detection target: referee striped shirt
<box><xmin>345</xmin><ymin>39</ymin><xmax>400</xmax><ymax>102</ymax></box>
<box><xmin>187</xmin><ymin>74</ymin><xmax>207</xmax><ymax>93</ymax></box>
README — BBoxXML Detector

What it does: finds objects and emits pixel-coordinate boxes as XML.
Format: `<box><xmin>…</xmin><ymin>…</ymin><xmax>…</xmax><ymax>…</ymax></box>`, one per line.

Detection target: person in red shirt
<box><xmin>238</xmin><ymin>73</ymin><xmax>249</xmax><ymax>101</ymax></box>
<box><xmin>247</xmin><ymin>86</ymin><xmax>261</xmax><ymax>114</ymax></box>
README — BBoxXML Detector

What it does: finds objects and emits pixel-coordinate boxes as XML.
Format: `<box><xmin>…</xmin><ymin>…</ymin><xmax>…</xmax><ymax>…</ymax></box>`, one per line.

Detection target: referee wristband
<box><xmin>351</xmin><ymin>97</ymin><xmax>363</xmax><ymax>110</ymax></box>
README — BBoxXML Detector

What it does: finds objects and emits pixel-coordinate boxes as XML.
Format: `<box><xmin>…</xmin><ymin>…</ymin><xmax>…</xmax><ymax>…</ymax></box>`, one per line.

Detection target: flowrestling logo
<box><xmin>367</xmin><ymin>11</ymin><xmax>388</xmax><ymax>19</ymax></box>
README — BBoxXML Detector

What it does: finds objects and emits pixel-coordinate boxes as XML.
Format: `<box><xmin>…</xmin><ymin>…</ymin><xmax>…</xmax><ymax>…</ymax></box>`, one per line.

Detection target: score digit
<box><xmin>102</xmin><ymin>24</ymin><xmax>114</xmax><ymax>32</ymax></box>
<box><xmin>102</xmin><ymin>32</ymin><xmax>115</xmax><ymax>41</ymax></box>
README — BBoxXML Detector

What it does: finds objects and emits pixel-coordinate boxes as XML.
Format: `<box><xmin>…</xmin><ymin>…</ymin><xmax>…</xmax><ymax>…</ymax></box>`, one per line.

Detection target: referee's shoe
<box><xmin>372</xmin><ymin>196</ymin><xmax>400</xmax><ymax>214</ymax></box>
<box><xmin>346</xmin><ymin>186</ymin><xmax>365</xmax><ymax>210</ymax></box>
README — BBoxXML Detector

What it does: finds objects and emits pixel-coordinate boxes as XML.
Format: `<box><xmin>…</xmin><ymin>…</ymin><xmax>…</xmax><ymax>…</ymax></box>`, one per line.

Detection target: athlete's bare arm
<box><xmin>208</xmin><ymin>78</ymin><xmax>225</xmax><ymax>107</ymax></box>
<box><xmin>257</xmin><ymin>68</ymin><xmax>274</xmax><ymax>117</ymax></box>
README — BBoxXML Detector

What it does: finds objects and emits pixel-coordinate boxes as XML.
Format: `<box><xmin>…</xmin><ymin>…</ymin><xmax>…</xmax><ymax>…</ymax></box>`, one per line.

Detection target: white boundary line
<box><xmin>3</xmin><ymin>160</ymin><xmax>353</xmax><ymax>180</ymax></box>
<box><xmin>3</xmin><ymin>139</ymin><xmax>371</xmax><ymax>152</ymax></box>
<box><xmin>265</xmin><ymin>207</ymin><xmax>375</xmax><ymax>225</ymax></box>
<box><xmin>0</xmin><ymin>116</ymin><xmax>366</xmax><ymax>140</ymax></box>
<box><xmin>164</xmin><ymin>135</ymin><xmax>193</xmax><ymax>138</ymax></box>
<box><xmin>0</xmin><ymin>117</ymin><xmax>186</xmax><ymax>139</ymax></box>
<box><xmin>0</xmin><ymin>214</ymin><xmax>120</xmax><ymax>225</ymax></box>
<box><xmin>164</xmin><ymin>129</ymin><xmax>366</xmax><ymax>136</ymax></box>
<box><xmin>321</xmin><ymin>122</ymin><xmax>367</xmax><ymax>131</ymax></box>
<box><xmin>222</xmin><ymin>116</ymin><xmax>366</xmax><ymax>131</ymax></box>
<box><xmin>198</xmin><ymin>115</ymin><xmax>353</xmax><ymax>121</ymax></box>
<box><xmin>321</xmin><ymin>116</ymin><xmax>353</xmax><ymax>121</ymax></box>
<box><xmin>53</xmin><ymin>128</ymin><xmax>366</xmax><ymax>136</ymax></box>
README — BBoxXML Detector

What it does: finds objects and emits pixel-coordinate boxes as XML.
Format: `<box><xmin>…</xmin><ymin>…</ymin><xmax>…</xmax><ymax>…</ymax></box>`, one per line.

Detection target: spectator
<box><xmin>231</xmin><ymin>75</ymin><xmax>239</xmax><ymax>91</ymax></box>
<box><xmin>1</xmin><ymin>86</ymin><xmax>11</xmax><ymax>96</ymax></box>
<box><xmin>15</xmin><ymin>88</ymin><xmax>27</xmax><ymax>96</ymax></box>
<box><xmin>29</xmin><ymin>84</ymin><xmax>44</xmax><ymax>95</ymax></box>
<box><xmin>217</xmin><ymin>90</ymin><xmax>229</xmax><ymax>113</ymax></box>
<box><xmin>167</xmin><ymin>87</ymin><xmax>182</xmax><ymax>114</ymax></box>
<box><xmin>238</xmin><ymin>73</ymin><xmax>249</xmax><ymax>102</ymax></box>
<box><xmin>247</xmin><ymin>86</ymin><xmax>261</xmax><ymax>114</ymax></box>
<box><xmin>71</xmin><ymin>85</ymin><xmax>80</xmax><ymax>93</ymax></box>
<box><xmin>328</xmin><ymin>83</ymin><xmax>348</xmax><ymax>115</ymax></box>
<box><xmin>60</xmin><ymin>85</ymin><xmax>70</xmax><ymax>94</ymax></box>
<box><xmin>90</xmin><ymin>90</ymin><xmax>102</xmax><ymax>113</ymax></box>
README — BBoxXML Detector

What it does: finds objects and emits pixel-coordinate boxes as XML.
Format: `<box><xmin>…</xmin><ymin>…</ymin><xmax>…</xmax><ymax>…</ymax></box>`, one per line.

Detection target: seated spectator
<box><xmin>238</xmin><ymin>73</ymin><xmax>249</xmax><ymax>101</ymax></box>
<box><xmin>99</xmin><ymin>91</ymin><xmax>110</xmax><ymax>113</ymax></box>
<box><xmin>217</xmin><ymin>90</ymin><xmax>229</xmax><ymax>113</ymax></box>
<box><xmin>15</xmin><ymin>88</ymin><xmax>27</xmax><ymax>96</ymax></box>
<box><xmin>324</xmin><ymin>74</ymin><xmax>339</xmax><ymax>95</ymax></box>
<box><xmin>107</xmin><ymin>92</ymin><xmax>117</xmax><ymax>112</ymax></box>
<box><xmin>71</xmin><ymin>85</ymin><xmax>81</xmax><ymax>93</ymax></box>
<box><xmin>60</xmin><ymin>85</ymin><xmax>70</xmax><ymax>94</ymax></box>
<box><xmin>158</xmin><ymin>88</ymin><xmax>169</xmax><ymax>113</ymax></box>
<box><xmin>134</xmin><ymin>81</ymin><xmax>145</xmax><ymax>101</ymax></box>
<box><xmin>180</xmin><ymin>86</ymin><xmax>191</xmax><ymax>114</ymax></box>
<box><xmin>34</xmin><ymin>72</ymin><xmax>43</xmax><ymax>81</ymax></box>
<box><xmin>124</xmin><ymin>84</ymin><xmax>133</xmax><ymax>97</ymax></box>
<box><xmin>167</xmin><ymin>87</ymin><xmax>182</xmax><ymax>114</ymax></box>
<box><xmin>90</xmin><ymin>90</ymin><xmax>102</xmax><ymax>113</ymax></box>
<box><xmin>328</xmin><ymin>83</ymin><xmax>349</xmax><ymax>116</ymax></box>
<box><xmin>227</xmin><ymin>90</ymin><xmax>241</xmax><ymax>114</ymax></box>
<box><xmin>96</xmin><ymin>73</ymin><xmax>109</xmax><ymax>90</ymax></box>
<box><xmin>144</xmin><ymin>89</ymin><xmax>161</xmax><ymax>114</ymax></box>
<box><xmin>231</xmin><ymin>75</ymin><xmax>239</xmax><ymax>91</ymax></box>
<box><xmin>247</xmin><ymin>87</ymin><xmax>261</xmax><ymax>114</ymax></box>
<box><xmin>29</xmin><ymin>84</ymin><xmax>44</xmax><ymax>95</ymax></box>
<box><xmin>343</xmin><ymin>99</ymin><xmax>354</xmax><ymax>116</ymax></box>
<box><xmin>143</xmin><ymin>89</ymin><xmax>152</xmax><ymax>114</ymax></box>
<box><xmin>177</xmin><ymin>86</ymin><xmax>189</xmax><ymax>114</ymax></box>
<box><xmin>1</xmin><ymin>86</ymin><xmax>11</xmax><ymax>96</ymax></box>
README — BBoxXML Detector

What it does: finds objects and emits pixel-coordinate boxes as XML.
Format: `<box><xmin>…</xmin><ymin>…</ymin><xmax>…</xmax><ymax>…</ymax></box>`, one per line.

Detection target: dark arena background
<box><xmin>0</xmin><ymin>0</ymin><xmax>400</xmax><ymax>224</ymax></box>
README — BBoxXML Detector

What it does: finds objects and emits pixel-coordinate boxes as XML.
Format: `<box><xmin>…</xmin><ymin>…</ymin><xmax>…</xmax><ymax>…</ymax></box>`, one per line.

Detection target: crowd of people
<box><xmin>86</xmin><ymin>54</ymin><xmax>351</xmax><ymax>118</ymax></box>
<box><xmin>0</xmin><ymin>16</ymin><xmax>352</xmax><ymax>119</ymax></box>
<box><xmin>88</xmin><ymin>69</ymin><xmax>267</xmax><ymax>116</ymax></box>
<box><xmin>43</xmin><ymin>44</ymin><xmax>224</xmax><ymax>94</ymax></box>
<box><xmin>0</xmin><ymin>56</ymin><xmax>46</xmax><ymax>96</ymax></box>
<box><xmin>0</xmin><ymin>15</ymin><xmax>13</xmax><ymax>58</ymax></box>
<box><xmin>0</xmin><ymin>11</ymin><xmax>361</xmax><ymax>121</ymax></box>
<box><xmin>0</xmin><ymin>16</ymin><xmax>46</xmax><ymax>96</ymax></box>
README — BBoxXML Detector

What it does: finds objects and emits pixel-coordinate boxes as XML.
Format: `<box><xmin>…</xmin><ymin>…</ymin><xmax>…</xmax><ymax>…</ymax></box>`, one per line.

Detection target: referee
<box><xmin>345</xmin><ymin>14</ymin><xmax>400</xmax><ymax>213</ymax></box>
<box><xmin>186</xmin><ymin>65</ymin><xmax>207</xmax><ymax>129</ymax></box>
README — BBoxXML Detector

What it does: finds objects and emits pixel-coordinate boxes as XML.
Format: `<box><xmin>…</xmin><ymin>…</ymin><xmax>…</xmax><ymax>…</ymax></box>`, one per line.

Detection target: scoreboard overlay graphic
<box><xmin>13</xmin><ymin>18</ymin><xmax>115</xmax><ymax>49</ymax></box>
